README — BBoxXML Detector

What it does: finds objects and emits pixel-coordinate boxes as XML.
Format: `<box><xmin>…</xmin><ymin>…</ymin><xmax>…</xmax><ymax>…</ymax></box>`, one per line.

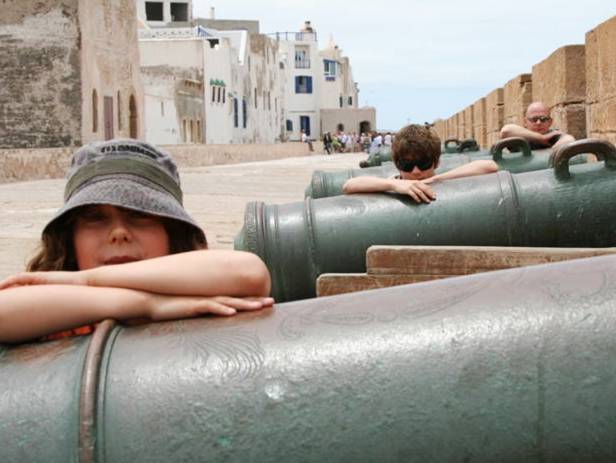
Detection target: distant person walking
<box><xmin>323</xmin><ymin>132</ymin><xmax>333</xmax><ymax>155</ymax></box>
<box><xmin>301</xmin><ymin>130</ymin><xmax>314</xmax><ymax>152</ymax></box>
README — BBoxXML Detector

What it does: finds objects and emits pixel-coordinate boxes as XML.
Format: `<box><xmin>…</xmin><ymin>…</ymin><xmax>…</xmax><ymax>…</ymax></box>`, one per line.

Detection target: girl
<box><xmin>0</xmin><ymin>140</ymin><xmax>273</xmax><ymax>344</ymax></box>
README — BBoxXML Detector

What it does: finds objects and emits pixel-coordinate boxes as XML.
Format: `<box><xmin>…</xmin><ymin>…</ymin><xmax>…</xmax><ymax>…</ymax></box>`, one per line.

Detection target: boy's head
<box><xmin>392</xmin><ymin>124</ymin><xmax>441</xmax><ymax>180</ymax></box>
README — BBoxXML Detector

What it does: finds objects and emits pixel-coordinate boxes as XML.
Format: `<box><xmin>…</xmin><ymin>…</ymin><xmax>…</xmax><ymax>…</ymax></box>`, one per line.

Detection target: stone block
<box><xmin>586</xmin><ymin>15</ymin><xmax>616</xmax><ymax>143</ymax></box>
<box><xmin>472</xmin><ymin>97</ymin><xmax>487</xmax><ymax>148</ymax></box>
<box><xmin>532</xmin><ymin>45</ymin><xmax>586</xmax><ymax>106</ymax></box>
<box><xmin>316</xmin><ymin>274</ymin><xmax>436</xmax><ymax>297</ymax></box>
<box><xmin>551</xmin><ymin>103</ymin><xmax>587</xmax><ymax>140</ymax></box>
<box><xmin>503</xmin><ymin>73</ymin><xmax>533</xmax><ymax>126</ymax></box>
<box><xmin>463</xmin><ymin>106</ymin><xmax>474</xmax><ymax>139</ymax></box>
<box><xmin>486</xmin><ymin>88</ymin><xmax>504</xmax><ymax>147</ymax></box>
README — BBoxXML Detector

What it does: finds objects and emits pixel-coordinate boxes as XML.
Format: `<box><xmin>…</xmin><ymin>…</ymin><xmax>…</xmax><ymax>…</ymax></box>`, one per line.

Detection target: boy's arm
<box><xmin>0</xmin><ymin>250</ymin><xmax>271</xmax><ymax>298</ymax></box>
<box><xmin>0</xmin><ymin>284</ymin><xmax>272</xmax><ymax>344</ymax></box>
<box><xmin>427</xmin><ymin>160</ymin><xmax>498</xmax><ymax>183</ymax></box>
<box><xmin>343</xmin><ymin>176</ymin><xmax>435</xmax><ymax>203</ymax></box>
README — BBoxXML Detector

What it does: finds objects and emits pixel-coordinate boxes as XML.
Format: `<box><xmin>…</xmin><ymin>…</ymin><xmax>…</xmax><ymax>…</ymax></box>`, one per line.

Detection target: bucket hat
<box><xmin>43</xmin><ymin>139</ymin><xmax>205</xmax><ymax>242</ymax></box>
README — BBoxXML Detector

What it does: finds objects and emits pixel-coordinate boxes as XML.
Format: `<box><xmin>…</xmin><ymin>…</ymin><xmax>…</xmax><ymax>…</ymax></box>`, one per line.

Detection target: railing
<box><xmin>138</xmin><ymin>26</ymin><xmax>211</xmax><ymax>40</ymax></box>
<box><xmin>295</xmin><ymin>58</ymin><xmax>311</xmax><ymax>69</ymax></box>
<box><xmin>265</xmin><ymin>31</ymin><xmax>318</xmax><ymax>42</ymax></box>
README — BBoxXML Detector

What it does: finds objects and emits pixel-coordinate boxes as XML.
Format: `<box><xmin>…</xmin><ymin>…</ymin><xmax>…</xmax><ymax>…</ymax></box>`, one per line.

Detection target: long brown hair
<box><xmin>27</xmin><ymin>208</ymin><xmax>207</xmax><ymax>271</ymax></box>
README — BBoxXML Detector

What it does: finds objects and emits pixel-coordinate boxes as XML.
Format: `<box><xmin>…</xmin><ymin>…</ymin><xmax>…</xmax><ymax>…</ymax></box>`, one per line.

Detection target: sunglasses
<box><xmin>527</xmin><ymin>116</ymin><xmax>551</xmax><ymax>123</ymax></box>
<box><xmin>395</xmin><ymin>157</ymin><xmax>434</xmax><ymax>172</ymax></box>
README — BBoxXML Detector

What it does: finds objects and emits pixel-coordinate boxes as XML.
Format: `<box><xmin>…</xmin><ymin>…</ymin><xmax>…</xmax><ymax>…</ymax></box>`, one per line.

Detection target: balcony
<box><xmin>295</xmin><ymin>58</ymin><xmax>311</xmax><ymax>69</ymax></box>
<box><xmin>265</xmin><ymin>31</ymin><xmax>318</xmax><ymax>42</ymax></box>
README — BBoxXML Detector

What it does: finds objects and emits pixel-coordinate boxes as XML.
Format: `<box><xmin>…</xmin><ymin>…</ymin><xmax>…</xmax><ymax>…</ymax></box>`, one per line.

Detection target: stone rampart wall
<box><xmin>436</xmin><ymin>14</ymin><xmax>616</xmax><ymax>149</ymax></box>
<box><xmin>0</xmin><ymin>142</ymin><xmax>321</xmax><ymax>184</ymax></box>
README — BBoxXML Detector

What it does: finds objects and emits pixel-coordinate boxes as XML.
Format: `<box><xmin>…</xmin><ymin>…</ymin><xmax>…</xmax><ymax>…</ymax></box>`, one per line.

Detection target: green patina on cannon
<box><xmin>3</xmin><ymin>255</ymin><xmax>616</xmax><ymax>462</ymax></box>
<box><xmin>359</xmin><ymin>145</ymin><xmax>393</xmax><ymax>168</ymax></box>
<box><xmin>239</xmin><ymin>140</ymin><xmax>616</xmax><ymax>301</ymax></box>
<box><xmin>306</xmin><ymin>137</ymin><xmax>588</xmax><ymax>199</ymax></box>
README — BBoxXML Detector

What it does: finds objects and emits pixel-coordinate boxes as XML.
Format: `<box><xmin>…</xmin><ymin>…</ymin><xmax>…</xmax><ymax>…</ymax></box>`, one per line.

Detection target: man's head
<box><xmin>524</xmin><ymin>102</ymin><xmax>553</xmax><ymax>134</ymax></box>
<box><xmin>392</xmin><ymin>124</ymin><xmax>441</xmax><ymax>180</ymax></box>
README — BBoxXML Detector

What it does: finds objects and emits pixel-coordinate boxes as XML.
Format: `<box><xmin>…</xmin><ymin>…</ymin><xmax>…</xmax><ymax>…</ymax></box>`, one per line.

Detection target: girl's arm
<box><xmin>0</xmin><ymin>284</ymin><xmax>272</xmax><ymax>344</ymax></box>
<box><xmin>426</xmin><ymin>160</ymin><xmax>498</xmax><ymax>183</ymax></box>
<box><xmin>0</xmin><ymin>250</ymin><xmax>272</xmax><ymax>298</ymax></box>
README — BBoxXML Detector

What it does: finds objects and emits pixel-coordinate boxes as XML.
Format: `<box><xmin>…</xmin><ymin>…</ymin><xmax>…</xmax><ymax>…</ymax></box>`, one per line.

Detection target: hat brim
<box><xmin>44</xmin><ymin>175</ymin><xmax>206</xmax><ymax>243</ymax></box>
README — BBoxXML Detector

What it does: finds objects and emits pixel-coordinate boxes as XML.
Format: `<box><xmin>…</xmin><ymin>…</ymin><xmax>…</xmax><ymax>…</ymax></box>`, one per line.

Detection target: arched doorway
<box><xmin>129</xmin><ymin>95</ymin><xmax>138</xmax><ymax>139</ymax></box>
<box><xmin>359</xmin><ymin>120</ymin><xmax>371</xmax><ymax>134</ymax></box>
<box><xmin>337</xmin><ymin>123</ymin><xmax>345</xmax><ymax>132</ymax></box>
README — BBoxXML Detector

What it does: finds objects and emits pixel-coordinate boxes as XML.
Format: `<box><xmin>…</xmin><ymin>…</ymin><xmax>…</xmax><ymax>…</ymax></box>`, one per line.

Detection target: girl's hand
<box><xmin>0</xmin><ymin>271</ymin><xmax>87</xmax><ymax>290</ymax></box>
<box><xmin>147</xmin><ymin>294</ymin><xmax>275</xmax><ymax>320</ymax></box>
<box><xmin>392</xmin><ymin>179</ymin><xmax>436</xmax><ymax>203</ymax></box>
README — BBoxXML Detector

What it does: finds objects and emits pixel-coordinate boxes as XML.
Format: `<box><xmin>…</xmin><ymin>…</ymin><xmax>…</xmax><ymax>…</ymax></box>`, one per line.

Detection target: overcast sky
<box><xmin>194</xmin><ymin>1</ymin><xmax>616</xmax><ymax>130</ymax></box>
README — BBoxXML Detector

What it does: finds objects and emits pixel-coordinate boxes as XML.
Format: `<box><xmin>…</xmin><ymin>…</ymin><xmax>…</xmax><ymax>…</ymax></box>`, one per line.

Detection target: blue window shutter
<box><xmin>307</xmin><ymin>76</ymin><xmax>312</xmax><ymax>94</ymax></box>
<box><xmin>295</xmin><ymin>76</ymin><xmax>300</xmax><ymax>93</ymax></box>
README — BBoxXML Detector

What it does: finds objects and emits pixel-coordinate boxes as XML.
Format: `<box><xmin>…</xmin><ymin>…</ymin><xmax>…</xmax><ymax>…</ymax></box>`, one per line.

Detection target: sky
<box><xmin>194</xmin><ymin>1</ymin><xmax>616</xmax><ymax>130</ymax></box>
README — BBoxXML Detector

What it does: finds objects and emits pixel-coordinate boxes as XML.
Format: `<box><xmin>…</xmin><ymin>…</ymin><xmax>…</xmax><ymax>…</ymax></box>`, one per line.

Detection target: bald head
<box><xmin>524</xmin><ymin>101</ymin><xmax>552</xmax><ymax>134</ymax></box>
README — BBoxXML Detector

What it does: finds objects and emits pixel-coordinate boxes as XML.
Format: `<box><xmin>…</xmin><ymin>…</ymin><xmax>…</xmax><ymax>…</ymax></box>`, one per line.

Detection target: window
<box><xmin>211</xmin><ymin>86</ymin><xmax>216</xmax><ymax>102</ymax></box>
<box><xmin>222</xmin><ymin>89</ymin><xmax>226</xmax><ymax>104</ymax></box>
<box><xmin>129</xmin><ymin>94</ymin><xmax>138</xmax><ymax>138</ymax></box>
<box><xmin>324</xmin><ymin>60</ymin><xmax>336</xmax><ymax>81</ymax></box>
<box><xmin>295</xmin><ymin>76</ymin><xmax>312</xmax><ymax>94</ymax></box>
<box><xmin>145</xmin><ymin>2</ymin><xmax>164</xmax><ymax>21</ymax></box>
<box><xmin>233</xmin><ymin>98</ymin><xmax>239</xmax><ymax>128</ymax></box>
<box><xmin>170</xmin><ymin>2</ymin><xmax>188</xmax><ymax>21</ymax></box>
<box><xmin>92</xmin><ymin>89</ymin><xmax>98</xmax><ymax>132</ymax></box>
<box><xmin>295</xmin><ymin>46</ymin><xmax>310</xmax><ymax>68</ymax></box>
<box><xmin>242</xmin><ymin>99</ymin><xmax>247</xmax><ymax>128</ymax></box>
<box><xmin>254</xmin><ymin>88</ymin><xmax>258</xmax><ymax>109</ymax></box>
<box><xmin>286</xmin><ymin>119</ymin><xmax>293</xmax><ymax>131</ymax></box>
<box><xmin>348</xmin><ymin>96</ymin><xmax>353</xmax><ymax>106</ymax></box>
<box><xmin>196</xmin><ymin>120</ymin><xmax>201</xmax><ymax>142</ymax></box>
<box><xmin>339</xmin><ymin>96</ymin><xmax>343</xmax><ymax>108</ymax></box>
<box><xmin>160</xmin><ymin>101</ymin><xmax>164</xmax><ymax>116</ymax></box>
<box><xmin>217</xmin><ymin>87</ymin><xmax>221</xmax><ymax>103</ymax></box>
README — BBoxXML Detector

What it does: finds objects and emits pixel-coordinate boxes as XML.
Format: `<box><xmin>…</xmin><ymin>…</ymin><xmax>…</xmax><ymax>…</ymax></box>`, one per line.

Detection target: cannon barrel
<box><xmin>3</xmin><ymin>255</ymin><xmax>616</xmax><ymax>462</ymax></box>
<box><xmin>307</xmin><ymin>137</ymin><xmax>589</xmax><ymax>199</ymax></box>
<box><xmin>239</xmin><ymin>140</ymin><xmax>616</xmax><ymax>301</ymax></box>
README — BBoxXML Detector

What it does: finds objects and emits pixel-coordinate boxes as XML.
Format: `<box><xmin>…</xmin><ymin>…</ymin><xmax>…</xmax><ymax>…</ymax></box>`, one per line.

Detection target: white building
<box><xmin>138</xmin><ymin>23</ymin><xmax>285</xmax><ymax>145</ymax></box>
<box><xmin>270</xmin><ymin>22</ymin><xmax>375</xmax><ymax>140</ymax></box>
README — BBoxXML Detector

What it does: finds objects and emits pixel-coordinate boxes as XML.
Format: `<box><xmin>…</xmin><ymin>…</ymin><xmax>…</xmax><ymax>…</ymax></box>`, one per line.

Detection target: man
<box><xmin>500</xmin><ymin>101</ymin><xmax>575</xmax><ymax>149</ymax></box>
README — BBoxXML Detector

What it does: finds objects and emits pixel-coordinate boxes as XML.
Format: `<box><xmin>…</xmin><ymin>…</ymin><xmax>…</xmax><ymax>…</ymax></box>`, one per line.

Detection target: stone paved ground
<box><xmin>0</xmin><ymin>152</ymin><xmax>366</xmax><ymax>279</ymax></box>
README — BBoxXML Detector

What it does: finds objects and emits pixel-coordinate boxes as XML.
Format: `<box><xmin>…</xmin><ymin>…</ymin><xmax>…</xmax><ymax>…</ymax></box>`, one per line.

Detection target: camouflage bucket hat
<box><xmin>43</xmin><ymin>139</ymin><xmax>205</xmax><ymax>242</ymax></box>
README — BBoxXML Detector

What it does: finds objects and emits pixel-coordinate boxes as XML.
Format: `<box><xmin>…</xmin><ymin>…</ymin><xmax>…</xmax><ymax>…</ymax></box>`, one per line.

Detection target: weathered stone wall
<box><xmin>79</xmin><ymin>0</ymin><xmax>145</xmax><ymax>142</ymax></box>
<box><xmin>433</xmin><ymin>119</ymin><xmax>446</xmax><ymax>141</ymax></box>
<box><xmin>0</xmin><ymin>1</ymin><xmax>83</xmax><ymax>148</ymax></box>
<box><xmin>463</xmin><ymin>106</ymin><xmax>474</xmax><ymax>139</ymax></box>
<box><xmin>486</xmin><ymin>88</ymin><xmax>504</xmax><ymax>146</ymax></box>
<box><xmin>0</xmin><ymin>142</ymin><xmax>321</xmax><ymax>183</ymax></box>
<box><xmin>503</xmin><ymin>73</ymin><xmax>533</xmax><ymax>126</ymax></box>
<box><xmin>472</xmin><ymin>98</ymin><xmax>487</xmax><ymax>148</ymax></box>
<box><xmin>586</xmin><ymin>16</ymin><xmax>616</xmax><ymax>144</ymax></box>
<box><xmin>532</xmin><ymin>45</ymin><xmax>587</xmax><ymax>139</ymax></box>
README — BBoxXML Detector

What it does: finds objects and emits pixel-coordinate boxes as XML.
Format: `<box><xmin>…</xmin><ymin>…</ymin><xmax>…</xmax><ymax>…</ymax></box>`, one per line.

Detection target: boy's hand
<box><xmin>392</xmin><ymin>179</ymin><xmax>436</xmax><ymax>203</ymax></box>
<box><xmin>147</xmin><ymin>294</ymin><xmax>275</xmax><ymax>320</ymax></box>
<box><xmin>0</xmin><ymin>271</ymin><xmax>88</xmax><ymax>290</ymax></box>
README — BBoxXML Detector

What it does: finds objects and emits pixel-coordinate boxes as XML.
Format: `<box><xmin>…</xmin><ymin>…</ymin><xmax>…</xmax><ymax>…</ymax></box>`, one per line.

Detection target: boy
<box><xmin>343</xmin><ymin>124</ymin><xmax>497</xmax><ymax>203</ymax></box>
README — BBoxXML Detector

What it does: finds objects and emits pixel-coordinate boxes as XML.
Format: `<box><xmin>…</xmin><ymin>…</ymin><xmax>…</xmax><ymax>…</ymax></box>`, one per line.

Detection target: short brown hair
<box><xmin>392</xmin><ymin>124</ymin><xmax>441</xmax><ymax>167</ymax></box>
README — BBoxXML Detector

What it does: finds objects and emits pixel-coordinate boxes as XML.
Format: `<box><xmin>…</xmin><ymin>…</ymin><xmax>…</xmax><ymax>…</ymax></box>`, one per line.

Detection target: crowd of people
<box><xmin>322</xmin><ymin>130</ymin><xmax>395</xmax><ymax>154</ymax></box>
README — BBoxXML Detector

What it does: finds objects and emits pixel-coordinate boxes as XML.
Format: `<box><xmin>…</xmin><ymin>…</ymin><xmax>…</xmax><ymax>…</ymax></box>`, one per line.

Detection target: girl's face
<box><xmin>73</xmin><ymin>205</ymin><xmax>170</xmax><ymax>270</ymax></box>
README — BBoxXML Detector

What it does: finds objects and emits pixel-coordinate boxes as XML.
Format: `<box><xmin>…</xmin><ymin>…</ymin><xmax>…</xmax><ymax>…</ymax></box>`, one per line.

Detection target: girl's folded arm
<box><xmin>83</xmin><ymin>250</ymin><xmax>272</xmax><ymax>298</ymax></box>
<box><xmin>0</xmin><ymin>285</ymin><xmax>150</xmax><ymax>344</ymax></box>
